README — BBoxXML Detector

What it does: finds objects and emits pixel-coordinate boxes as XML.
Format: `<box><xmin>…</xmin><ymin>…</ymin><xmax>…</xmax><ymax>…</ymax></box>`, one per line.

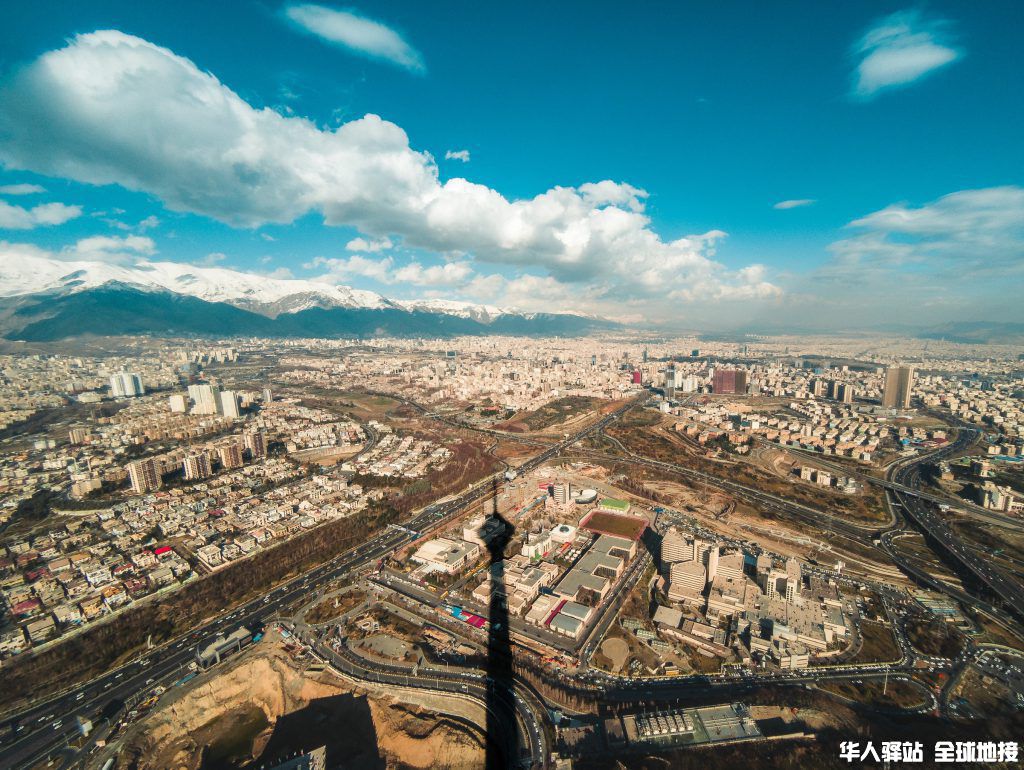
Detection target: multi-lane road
<box><xmin>4</xmin><ymin>391</ymin><xmax>1018</xmax><ymax>768</ymax></box>
<box><xmin>0</xmin><ymin>395</ymin><xmax>644</xmax><ymax>769</ymax></box>
<box><xmin>887</xmin><ymin>431</ymin><xmax>1024</xmax><ymax>625</ymax></box>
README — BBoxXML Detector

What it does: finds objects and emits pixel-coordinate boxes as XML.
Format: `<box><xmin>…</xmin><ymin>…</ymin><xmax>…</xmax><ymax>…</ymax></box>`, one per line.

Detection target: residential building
<box><xmin>126</xmin><ymin>458</ymin><xmax>160</xmax><ymax>494</ymax></box>
<box><xmin>882</xmin><ymin>365</ymin><xmax>914</xmax><ymax>409</ymax></box>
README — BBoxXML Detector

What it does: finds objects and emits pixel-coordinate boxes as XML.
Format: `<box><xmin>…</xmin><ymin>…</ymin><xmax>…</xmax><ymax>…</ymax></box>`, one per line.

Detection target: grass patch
<box><xmin>851</xmin><ymin>620</ymin><xmax>902</xmax><ymax>664</ymax></box>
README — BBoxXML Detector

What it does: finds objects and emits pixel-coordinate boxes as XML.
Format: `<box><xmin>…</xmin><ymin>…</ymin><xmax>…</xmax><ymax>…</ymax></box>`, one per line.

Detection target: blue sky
<box><xmin>0</xmin><ymin>1</ymin><xmax>1021</xmax><ymax>329</ymax></box>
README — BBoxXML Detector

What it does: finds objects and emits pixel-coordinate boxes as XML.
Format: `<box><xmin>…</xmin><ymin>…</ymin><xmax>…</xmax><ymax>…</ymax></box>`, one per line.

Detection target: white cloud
<box><xmin>445</xmin><ymin>149</ymin><xmax>470</xmax><ymax>163</ymax></box>
<box><xmin>804</xmin><ymin>186</ymin><xmax>1024</xmax><ymax>324</ymax></box>
<box><xmin>0</xmin><ymin>30</ymin><xmax>779</xmax><ymax>314</ymax></box>
<box><xmin>393</xmin><ymin>260</ymin><xmax>473</xmax><ymax>287</ymax></box>
<box><xmin>345</xmin><ymin>236</ymin><xmax>392</xmax><ymax>252</ymax></box>
<box><xmin>199</xmin><ymin>252</ymin><xmax>227</xmax><ymax>266</ymax></box>
<box><xmin>0</xmin><ymin>183</ymin><xmax>45</xmax><ymax>195</ymax></box>
<box><xmin>307</xmin><ymin>254</ymin><xmax>395</xmax><ymax>284</ymax></box>
<box><xmin>836</xmin><ymin>186</ymin><xmax>1024</xmax><ymax>271</ymax></box>
<box><xmin>579</xmin><ymin>181</ymin><xmax>648</xmax><ymax>213</ymax></box>
<box><xmin>773</xmin><ymin>199</ymin><xmax>815</xmax><ymax>210</ymax></box>
<box><xmin>264</xmin><ymin>267</ymin><xmax>295</xmax><ymax>280</ymax></box>
<box><xmin>310</xmin><ymin>254</ymin><xmax>474</xmax><ymax>288</ymax></box>
<box><xmin>852</xmin><ymin>10</ymin><xmax>961</xmax><ymax>99</ymax></box>
<box><xmin>284</xmin><ymin>4</ymin><xmax>424</xmax><ymax>73</ymax></box>
<box><xmin>0</xmin><ymin>200</ymin><xmax>81</xmax><ymax>229</ymax></box>
<box><xmin>138</xmin><ymin>215</ymin><xmax>160</xmax><ymax>231</ymax></box>
<box><xmin>61</xmin><ymin>234</ymin><xmax>155</xmax><ymax>264</ymax></box>
<box><xmin>260</xmin><ymin>232</ymin><xmax>276</xmax><ymax>242</ymax></box>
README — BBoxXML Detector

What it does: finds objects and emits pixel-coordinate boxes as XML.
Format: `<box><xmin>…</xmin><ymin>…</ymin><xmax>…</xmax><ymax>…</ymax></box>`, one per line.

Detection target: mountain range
<box><xmin>0</xmin><ymin>255</ymin><xmax>617</xmax><ymax>341</ymax></box>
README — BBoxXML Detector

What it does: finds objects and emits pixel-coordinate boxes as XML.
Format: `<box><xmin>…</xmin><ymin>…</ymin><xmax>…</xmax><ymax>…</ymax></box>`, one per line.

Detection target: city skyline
<box><xmin>0</xmin><ymin>2</ymin><xmax>1020</xmax><ymax>331</ymax></box>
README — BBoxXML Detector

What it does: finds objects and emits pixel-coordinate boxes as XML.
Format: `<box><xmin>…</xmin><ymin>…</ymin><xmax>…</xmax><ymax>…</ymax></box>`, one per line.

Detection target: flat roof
<box><xmin>549</xmin><ymin>613</ymin><xmax>583</xmax><ymax>635</ymax></box>
<box><xmin>559</xmin><ymin>601</ymin><xmax>592</xmax><ymax>621</ymax></box>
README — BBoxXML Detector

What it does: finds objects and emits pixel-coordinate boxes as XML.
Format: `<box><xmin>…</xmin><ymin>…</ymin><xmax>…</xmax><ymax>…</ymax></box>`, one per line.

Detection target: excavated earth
<box><xmin>116</xmin><ymin>647</ymin><xmax>485</xmax><ymax>770</ymax></box>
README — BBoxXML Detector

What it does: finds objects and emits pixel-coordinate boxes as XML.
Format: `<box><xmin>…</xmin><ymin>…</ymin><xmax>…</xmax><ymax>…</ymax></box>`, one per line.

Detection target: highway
<box><xmin>887</xmin><ymin>434</ymin><xmax>1024</xmax><ymax>625</ymax></box>
<box><xmin>308</xmin><ymin>628</ymin><xmax>547</xmax><ymax>767</ymax></box>
<box><xmin>0</xmin><ymin>395</ymin><xmax>643</xmax><ymax>769</ymax></box>
<box><xmin>6</xmin><ymin>390</ymin><xmax>1015</xmax><ymax>767</ymax></box>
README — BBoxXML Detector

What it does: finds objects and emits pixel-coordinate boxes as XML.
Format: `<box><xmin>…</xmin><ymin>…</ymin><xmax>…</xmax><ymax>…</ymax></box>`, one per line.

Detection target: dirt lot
<box><xmin>607</xmin><ymin>407</ymin><xmax>891</xmax><ymax>525</ymax></box>
<box><xmin>904</xmin><ymin>616</ymin><xmax>964</xmax><ymax>658</ymax></box>
<box><xmin>496</xmin><ymin>396</ymin><xmax>623</xmax><ymax>435</ymax></box>
<box><xmin>954</xmin><ymin>666</ymin><xmax>1020</xmax><ymax>718</ymax></box>
<box><xmin>118</xmin><ymin>641</ymin><xmax>484</xmax><ymax>770</ymax></box>
<box><xmin>581</xmin><ymin>510</ymin><xmax>647</xmax><ymax>540</ymax></box>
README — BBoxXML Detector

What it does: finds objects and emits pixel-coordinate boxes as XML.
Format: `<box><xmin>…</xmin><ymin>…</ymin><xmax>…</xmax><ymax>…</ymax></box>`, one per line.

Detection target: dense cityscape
<box><xmin>0</xmin><ymin>332</ymin><xmax>1021</xmax><ymax>768</ymax></box>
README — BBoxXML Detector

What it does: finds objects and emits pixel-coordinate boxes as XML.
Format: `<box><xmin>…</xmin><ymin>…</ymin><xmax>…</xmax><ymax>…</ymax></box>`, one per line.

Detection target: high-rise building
<box><xmin>262</xmin><ymin>388</ymin><xmax>274</xmax><ymax>404</ymax></box>
<box><xmin>811</xmin><ymin>379</ymin><xmax>828</xmax><ymax>398</ymax></box>
<box><xmin>882</xmin><ymin>366</ymin><xmax>914</xmax><ymax>409</ymax></box>
<box><xmin>110</xmin><ymin>372</ymin><xmax>144</xmax><ymax>398</ymax></box>
<box><xmin>705</xmin><ymin>546</ymin><xmax>720</xmax><ymax>582</ymax></box>
<box><xmin>68</xmin><ymin>428</ymin><xmax>89</xmax><ymax>445</ymax></box>
<box><xmin>785</xmin><ymin>558</ymin><xmax>801</xmax><ymax>602</ymax></box>
<box><xmin>126</xmin><ymin>458</ymin><xmax>160</xmax><ymax>494</ymax></box>
<box><xmin>217</xmin><ymin>442</ymin><xmax>244</xmax><ymax>469</ymax></box>
<box><xmin>631</xmin><ymin>369</ymin><xmax>642</xmax><ymax>385</ymax></box>
<box><xmin>168</xmin><ymin>394</ymin><xmax>188</xmax><ymax>413</ymax></box>
<box><xmin>715</xmin><ymin>551</ymin><xmax>744</xmax><ymax>583</ymax></box>
<box><xmin>188</xmin><ymin>384</ymin><xmax>220</xmax><ymax>415</ymax></box>
<box><xmin>712</xmin><ymin>369</ymin><xmax>747</xmax><ymax>395</ymax></box>
<box><xmin>660</xmin><ymin>528</ymin><xmax>691</xmax><ymax>565</ymax></box>
<box><xmin>668</xmin><ymin>560</ymin><xmax>706</xmax><ymax>605</ymax></box>
<box><xmin>217</xmin><ymin>390</ymin><xmax>241</xmax><ymax>419</ymax></box>
<box><xmin>831</xmin><ymin>382</ymin><xmax>854</xmax><ymax>404</ymax></box>
<box><xmin>679</xmin><ymin>375</ymin><xmax>699</xmax><ymax>393</ymax></box>
<box><xmin>183</xmin><ymin>452</ymin><xmax>212</xmax><ymax>480</ymax></box>
<box><xmin>551</xmin><ymin>483</ymin><xmax>570</xmax><ymax>505</ymax></box>
<box><xmin>243</xmin><ymin>430</ymin><xmax>266</xmax><ymax>460</ymax></box>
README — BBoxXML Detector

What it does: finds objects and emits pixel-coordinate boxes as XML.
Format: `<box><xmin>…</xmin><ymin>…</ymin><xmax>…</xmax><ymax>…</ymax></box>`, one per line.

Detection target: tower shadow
<box><xmin>484</xmin><ymin>477</ymin><xmax>519</xmax><ymax>769</ymax></box>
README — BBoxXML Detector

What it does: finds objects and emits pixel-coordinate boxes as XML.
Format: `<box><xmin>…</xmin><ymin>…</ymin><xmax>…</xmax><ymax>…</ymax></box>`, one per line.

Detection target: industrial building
<box><xmin>610</xmin><ymin>703</ymin><xmax>763</xmax><ymax>750</ymax></box>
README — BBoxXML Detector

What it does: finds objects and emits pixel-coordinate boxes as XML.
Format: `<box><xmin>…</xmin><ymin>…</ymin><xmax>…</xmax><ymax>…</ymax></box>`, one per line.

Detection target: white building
<box><xmin>110</xmin><ymin>372</ymin><xmax>144</xmax><ymax>398</ymax></box>
<box><xmin>411</xmin><ymin>538</ymin><xmax>481</xmax><ymax>574</ymax></box>
<box><xmin>217</xmin><ymin>390</ymin><xmax>241</xmax><ymax>419</ymax></box>
<box><xmin>188</xmin><ymin>383</ymin><xmax>220</xmax><ymax>415</ymax></box>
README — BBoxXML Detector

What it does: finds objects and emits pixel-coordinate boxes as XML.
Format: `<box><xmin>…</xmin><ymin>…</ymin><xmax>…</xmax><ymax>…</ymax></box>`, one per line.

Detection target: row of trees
<box><xmin>0</xmin><ymin>504</ymin><xmax>394</xmax><ymax>712</ymax></box>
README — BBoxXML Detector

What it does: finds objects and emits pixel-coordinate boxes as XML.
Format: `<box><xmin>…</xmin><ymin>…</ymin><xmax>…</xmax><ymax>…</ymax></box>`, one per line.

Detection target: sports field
<box><xmin>580</xmin><ymin>510</ymin><xmax>647</xmax><ymax>541</ymax></box>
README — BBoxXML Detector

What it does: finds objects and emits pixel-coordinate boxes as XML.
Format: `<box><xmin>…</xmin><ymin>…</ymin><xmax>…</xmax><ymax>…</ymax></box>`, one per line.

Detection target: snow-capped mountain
<box><xmin>0</xmin><ymin>253</ymin><xmax>395</xmax><ymax>316</ymax></box>
<box><xmin>394</xmin><ymin>298</ymin><xmax>510</xmax><ymax>324</ymax></box>
<box><xmin>0</xmin><ymin>253</ymin><xmax>620</xmax><ymax>341</ymax></box>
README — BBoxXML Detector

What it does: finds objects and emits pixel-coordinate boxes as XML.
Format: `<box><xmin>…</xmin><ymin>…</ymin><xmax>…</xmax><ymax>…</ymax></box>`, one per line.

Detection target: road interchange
<box><xmin>2</xmin><ymin>391</ymin><xmax>1020</xmax><ymax>768</ymax></box>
